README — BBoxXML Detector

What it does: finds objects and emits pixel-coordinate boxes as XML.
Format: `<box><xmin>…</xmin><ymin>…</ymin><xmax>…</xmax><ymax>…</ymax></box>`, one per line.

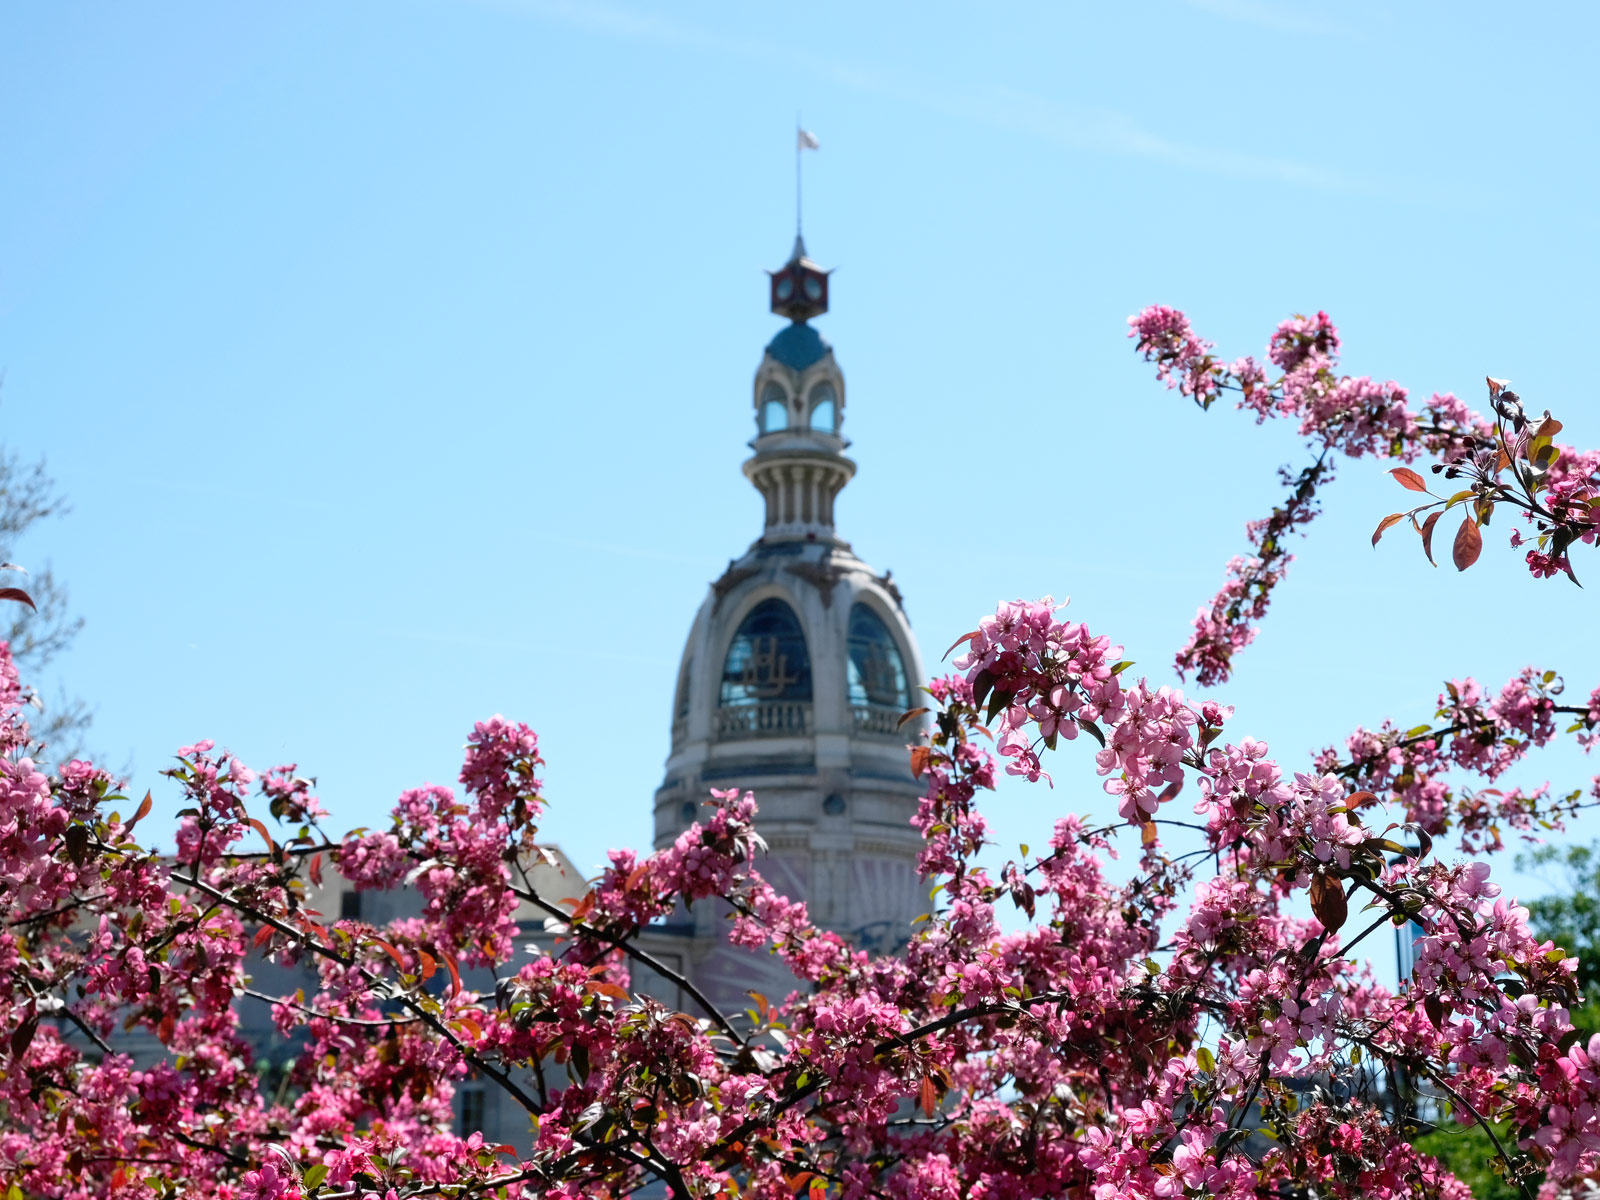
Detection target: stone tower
<box><xmin>643</xmin><ymin>235</ymin><xmax>929</xmax><ymax>1019</ymax></box>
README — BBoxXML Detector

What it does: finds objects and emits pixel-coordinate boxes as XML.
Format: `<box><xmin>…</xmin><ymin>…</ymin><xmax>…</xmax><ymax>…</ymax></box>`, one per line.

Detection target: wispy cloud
<box><xmin>496</xmin><ymin>0</ymin><xmax>1369</xmax><ymax>193</ymax></box>
<box><xmin>911</xmin><ymin>82</ymin><xmax>1361</xmax><ymax>191</ymax></box>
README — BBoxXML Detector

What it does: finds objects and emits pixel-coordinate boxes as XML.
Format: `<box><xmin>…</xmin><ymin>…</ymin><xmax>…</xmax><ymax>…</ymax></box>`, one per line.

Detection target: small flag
<box><xmin>797</xmin><ymin>129</ymin><xmax>820</xmax><ymax>151</ymax></box>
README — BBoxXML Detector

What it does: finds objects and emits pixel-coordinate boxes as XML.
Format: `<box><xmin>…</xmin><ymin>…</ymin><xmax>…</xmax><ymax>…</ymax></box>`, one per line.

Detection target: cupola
<box><xmin>767</xmin><ymin>234</ymin><xmax>830</xmax><ymax>322</ymax></box>
<box><xmin>746</xmin><ymin>237</ymin><xmax>854</xmax><ymax>544</ymax></box>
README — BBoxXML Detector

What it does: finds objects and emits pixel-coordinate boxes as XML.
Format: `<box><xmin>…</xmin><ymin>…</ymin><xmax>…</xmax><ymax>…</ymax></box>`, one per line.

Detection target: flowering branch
<box><xmin>1129</xmin><ymin>305</ymin><xmax>1599</xmax><ymax>684</ymax></box>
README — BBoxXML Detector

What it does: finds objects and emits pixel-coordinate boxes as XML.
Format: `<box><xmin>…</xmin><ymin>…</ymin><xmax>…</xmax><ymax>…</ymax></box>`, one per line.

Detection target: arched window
<box><xmin>808</xmin><ymin>382</ymin><xmax>837</xmax><ymax>432</ymax></box>
<box><xmin>721</xmin><ymin>599</ymin><xmax>811</xmax><ymax>706</ymax></box>
<box><xmin>847</xmin><ymin>604</ymin><xmax>908</xmax><ymax>709</ymax></box>
<box><xmin>759</xmin><ymin>382</ymin><xmax>789</xmax><ymax>434</ymax></box>
<box><xmin>674</xmin><ymin>655</ymin><xmax>692</xmax><ymax>720</ymax></box>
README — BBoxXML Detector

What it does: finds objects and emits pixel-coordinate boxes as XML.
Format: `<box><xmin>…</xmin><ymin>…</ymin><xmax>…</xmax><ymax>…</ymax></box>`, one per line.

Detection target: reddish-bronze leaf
<box><xmin>1389</xmin><ymin>467</ymin><xmax>1429</xmax><ymax>493</ymax></box>
<box><xmin>246</xmin><ymin>818</ymin><xmax>276</xmax><ymax>853</ymax></box>
<box><xmin>127</xmin><ymin>791</ymin><xmax>153</xmax><ymax>831</ymax></box>
<box><xmin>896</xmin><ymin>706</ymin><xmax>930</xmax><ymax>729</ymax></box>
<box><xmin>63</xmin><ymin>822</ymin><xmax>90</xmax><ymax>866</ymax></box>
<box><xmin>591</xmin><ymin>981</ymin><xmax>630</xmax><ymax>1002</ymax></box>
<box><xmin>971</xmin><ymin>668</ymin><xmax>995</xmax><ymax>710</ymax></box>
<box><xmin>1309</xmin><ymin>874</ymin><xmax>1347</xmax><ymax>933</ymax></box>
<box><xmin>418</xmin><ymin>949</ymin><xmax>437</xmax><ymax>981</ymax></box>
<box><xmin>442</xmin><ymin>949</ymin><xmax>462</xmax><ymax>997</ymax></box>
<box><xmin>1534</xmin><ymin>413</ymin><xmax>1564</xmax><ymax>438</ymax></box>
<box><xmin>252</xmin><ymin>923</ymin><xmax>274</xmax><ymax>950</ymax></box>
<box><xmin>1452</xmin><ymin>517</ymin><xmax>1483</xmax><ymax>571</ymax></box>
<box><xmin>0</xmin><ymin>587</ymin><xmax>36</xmax><ymax>611</ymax></box>
<box><xmin>942</xmin><ymin>630</ymin><xmax>980</xmax><ymax>660</ymax></box>
<box><xmin>1420</xmin><ymin>510</ymin><xmax>1443</xmax><ymax>566</ymax></box>
<box><xmin>371</xmin><ymin>938</ymin><xmax>407</xmax><ymax>972</ymax></box>
<box><xmin>1371</xmin><ymin>512</ymin><xmax>1405</xmax><ymax>547</ymax></box>
<box><xmin>1345</xmin><ymin>791</ymin><xmax>1378</xmax><ymax>809</ymax></box>
<box><xmin>920</xmin><ymin>1075</ymin><xmax>938</xmax><ymax>1116</ymax></box>
<box><xmin>1424</xmin><ymin>994</ymin><xmax>1446</xmax><ymax>1028</ymax></box>
<box><xmin>909</xmin><ymin>746</ymin><xmax>932</xmax><ymax>779</ymax></box>
<box><xmin>11</xmin><ymin>1013</ymin><xmax>39</xmax><ymax>1058</ymax></box>
<box><xmin>309</xmin><ymin>852</ymin><xmax>323</xmax><ymax>886</ymax></box>
<box><xmin>571</xmin><ymin>890</ymin><xmax>597</xmax><ymax>922</ymax></box>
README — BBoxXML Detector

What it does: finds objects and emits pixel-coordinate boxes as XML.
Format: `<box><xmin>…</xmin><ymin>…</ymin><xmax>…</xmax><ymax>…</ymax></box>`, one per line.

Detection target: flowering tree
<box><xmin>3</xmin><ymin>309</ymin><xmax>1600</xmax><ymax>1199</ymax></box>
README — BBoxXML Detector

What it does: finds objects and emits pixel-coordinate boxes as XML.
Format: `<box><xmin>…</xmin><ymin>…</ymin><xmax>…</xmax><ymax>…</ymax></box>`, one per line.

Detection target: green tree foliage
<box><xmin>1413</xmin><ymin>1122</ymin><xmax>1521</xmax><ymax>1200</ymax></box>
<box><xmin>1520</xmin><ymin>840</ymin><xmax>1600</xmax><ymax>1042</ymax></box>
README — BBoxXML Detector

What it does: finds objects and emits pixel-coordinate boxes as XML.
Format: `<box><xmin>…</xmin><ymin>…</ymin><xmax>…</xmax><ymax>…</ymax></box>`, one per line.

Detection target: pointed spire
<box><xmin>790</xmin><ymin>232</ymin><xmax>808</xmax><ymax>265</ymax></box>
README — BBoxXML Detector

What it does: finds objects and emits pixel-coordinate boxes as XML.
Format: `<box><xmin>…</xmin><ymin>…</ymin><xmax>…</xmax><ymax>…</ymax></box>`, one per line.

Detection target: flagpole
<box><xmin>795</xmin><ymin>115</ymin><xmax>803</xmax><ymax>238</ymax></box>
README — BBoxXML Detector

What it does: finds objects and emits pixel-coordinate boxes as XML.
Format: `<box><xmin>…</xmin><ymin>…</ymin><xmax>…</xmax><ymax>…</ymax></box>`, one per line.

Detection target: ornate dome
<box><xmin>640</xmin><ymin>236</ymin><xmax>930</xmax><ymax>1020</ymax></box>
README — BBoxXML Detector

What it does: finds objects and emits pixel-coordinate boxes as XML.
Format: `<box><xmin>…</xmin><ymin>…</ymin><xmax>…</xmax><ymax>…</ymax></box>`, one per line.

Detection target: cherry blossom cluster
<box><xmin>1130</xmin><ymin>306</ymin><xmax>1599</xmax><ymax>685</ymax></box>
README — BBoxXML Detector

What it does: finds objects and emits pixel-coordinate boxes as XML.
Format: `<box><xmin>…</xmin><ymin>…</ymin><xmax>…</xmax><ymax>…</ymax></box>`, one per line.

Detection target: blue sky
<box><xmin>3</xmin><ymin>2</ymin><xmax>1598</xmax><ymax>946</ymax></box>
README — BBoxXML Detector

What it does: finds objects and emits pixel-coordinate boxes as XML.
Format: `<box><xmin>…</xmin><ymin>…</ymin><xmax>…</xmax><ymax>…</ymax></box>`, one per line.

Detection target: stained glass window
<box><xmin>847</xmin><ymin>603</ymin><xmax>908</xmax><ymax>708</ymax></box>
<box><xmin>721</xmin><ymin>599</ymin><xmax>812</xmax><ymax>706</ymax></box>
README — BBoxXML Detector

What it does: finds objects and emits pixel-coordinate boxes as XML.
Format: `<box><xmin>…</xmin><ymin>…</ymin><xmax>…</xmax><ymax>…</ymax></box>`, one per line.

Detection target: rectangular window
<box><xmin>458</xmin><ymin>1088</ymin><xmax>486</xmax><ymax>1137</ymax></box>
<box><xmin>340</xmin><ymin>891</ymin><xmax>362</xmax><ymax>921</ymax></box>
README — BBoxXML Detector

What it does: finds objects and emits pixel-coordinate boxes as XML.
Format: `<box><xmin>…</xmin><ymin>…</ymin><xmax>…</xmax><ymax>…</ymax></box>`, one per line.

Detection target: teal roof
<box><xmin>766</xmin><ymin>322</ymin><xmax>830</xmax><ymax>371</ymax></box>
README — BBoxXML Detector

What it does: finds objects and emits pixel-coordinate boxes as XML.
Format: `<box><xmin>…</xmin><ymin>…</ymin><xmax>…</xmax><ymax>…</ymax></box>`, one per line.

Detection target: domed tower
<box><xmin>645</xmin><ymin>235</ymin><xmax>929</xmax><ymax>1018</ymax></box>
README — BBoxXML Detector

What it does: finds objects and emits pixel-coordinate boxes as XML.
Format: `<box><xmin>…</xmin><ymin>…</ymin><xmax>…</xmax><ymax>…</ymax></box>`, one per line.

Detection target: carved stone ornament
<box><xmin>710</xmin><ymin>561</ymin><xmax>762</xmax><ymax>612</ymax></box>
<box><xmin>785</xmin><ymin>558</ymin><xmax>848</xmax><ymax>608</ymax></box>
<box><xmin>874</xmin><ymin>569</ymin><xmax>904</xmax><ymax>610</ymax></box>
